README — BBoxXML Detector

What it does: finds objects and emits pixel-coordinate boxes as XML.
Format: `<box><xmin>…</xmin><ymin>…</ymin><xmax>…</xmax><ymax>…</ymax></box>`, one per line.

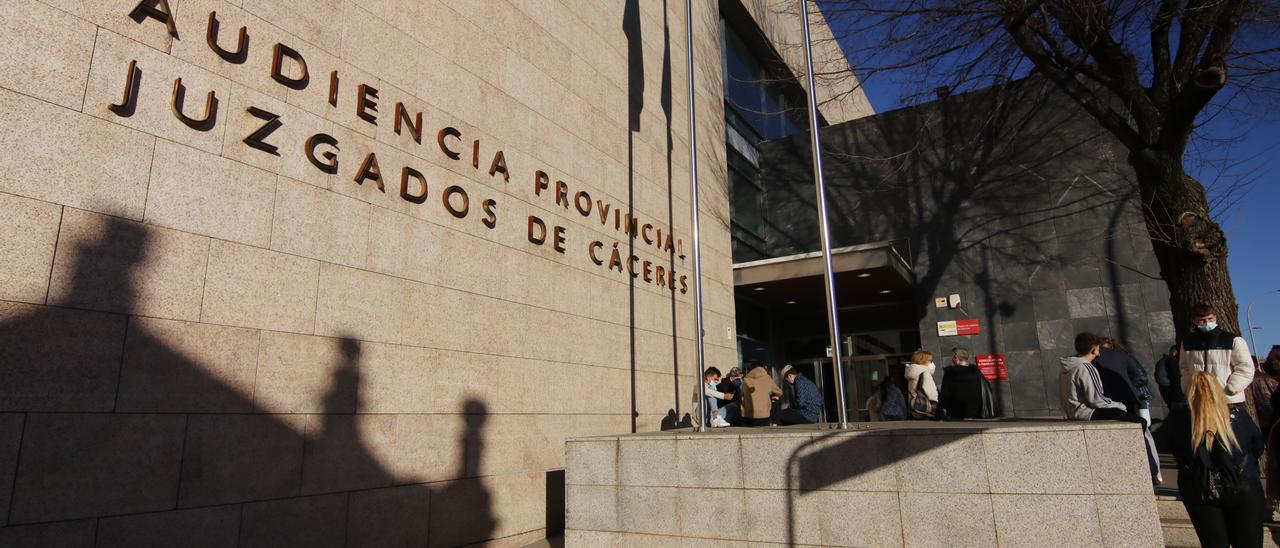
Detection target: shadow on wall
<box><xmin>755</xmin><ymin>77</ymin><xmax>1172</xmax><ymax>415</ymax></box>
<box><xmin>0</xmin><ymin>218</ymin><xmax>499</xmax><ymax>547</ymax></box>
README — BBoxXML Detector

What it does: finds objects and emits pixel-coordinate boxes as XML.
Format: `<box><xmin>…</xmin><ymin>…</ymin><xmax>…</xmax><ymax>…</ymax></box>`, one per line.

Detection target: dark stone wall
<box><xmin>752</xmin><ymin>78</ymin><xmax>1177</xmax><ymax>417</ymax></box>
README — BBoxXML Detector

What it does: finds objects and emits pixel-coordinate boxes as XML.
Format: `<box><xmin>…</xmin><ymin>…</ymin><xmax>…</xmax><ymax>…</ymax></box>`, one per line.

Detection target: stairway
<box><xmin>1156</xmin><ymin>454</ymin><xmax>1280</xmax><ymax>547</ymax></box>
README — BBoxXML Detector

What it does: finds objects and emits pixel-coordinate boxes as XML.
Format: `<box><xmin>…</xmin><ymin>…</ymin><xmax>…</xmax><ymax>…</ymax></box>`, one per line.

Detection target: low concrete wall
<box><xmin>565</xmin><ymin>422</ymin><xmax>1162</xmax><ymax>547</ymax></box>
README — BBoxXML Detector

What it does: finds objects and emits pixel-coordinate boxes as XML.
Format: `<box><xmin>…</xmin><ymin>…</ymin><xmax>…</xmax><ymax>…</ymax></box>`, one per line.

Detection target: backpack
<box><xmin>909</xmin><ymin>372</ymin><xmax>938</xmax><ymax>419</ymax></box>
<box><xmin>878</xmin><ymin>377</ymin><xmax>909</xmax><ymax>421</ymax></box>
<box><xmin>1194</xmin><ymin>433</ymin><xmax>1246</xmax><ymax>505</ymax></box>
<box><xmin>978</xmin><ymin>374</ymin><xmax>997</xmax><ymax>419</ymax></box>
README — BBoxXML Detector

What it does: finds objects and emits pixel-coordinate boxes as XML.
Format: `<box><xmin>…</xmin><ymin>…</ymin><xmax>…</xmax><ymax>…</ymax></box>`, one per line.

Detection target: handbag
<box><xmin>909</xmin><ymin>372</ymin><xmax>938</xmax><ymax>419</ymax></box>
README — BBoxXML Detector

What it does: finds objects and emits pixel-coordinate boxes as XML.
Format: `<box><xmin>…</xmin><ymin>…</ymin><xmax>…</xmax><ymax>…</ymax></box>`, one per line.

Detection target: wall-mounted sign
<box><xmin>937</xmin><ymin>318</ymin><xmax>980</xmax><ymax>337</ymax></box>
<box><xmin>977</xmin><ymin>354</ymin><xmax>1008</xmax><ymax>381</ymax></box>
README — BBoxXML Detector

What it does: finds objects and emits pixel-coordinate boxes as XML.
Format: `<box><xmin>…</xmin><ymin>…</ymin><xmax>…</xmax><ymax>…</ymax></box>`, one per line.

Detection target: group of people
<box><xmin>1061</xmin><ymin>303</ymin><xmax>1267</xmax><ymax>547</ymax></box>
<box><xmin>696</xmin><ymin>362</ymin><xmax>824</xmax><ymax>427</ymax></box>
<box><xmin>864</xmin><ymin>347</ymin><xmax>996</xmax><ymax>421</ymax></box>
<box><xmin>694</xmin><ymin>302</ymin><xmax>1273</xmax><ymax>546</ymax></box>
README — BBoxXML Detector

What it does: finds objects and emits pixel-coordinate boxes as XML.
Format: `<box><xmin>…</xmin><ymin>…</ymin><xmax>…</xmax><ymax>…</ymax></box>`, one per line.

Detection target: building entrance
<box><xmin>733</xmin><ymin>243</ymin><xmax>920</xmax><ymax>422</ymax></box>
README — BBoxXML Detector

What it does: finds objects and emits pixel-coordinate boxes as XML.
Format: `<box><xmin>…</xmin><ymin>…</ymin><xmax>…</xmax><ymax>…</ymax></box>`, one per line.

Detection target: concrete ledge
<box><xmin>565</xmin><ymin>421</ymin><xmax>1162</xmax><ymax>547</ymax></box>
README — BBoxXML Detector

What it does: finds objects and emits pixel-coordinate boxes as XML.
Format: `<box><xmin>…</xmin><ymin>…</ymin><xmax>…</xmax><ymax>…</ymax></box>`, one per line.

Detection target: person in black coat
<box><xmin>939</xmin><ymin>347</ymin><xmax>984</xmax><ymax>419</ymax></box>
<box><xmin>1092</xmin><ymin>338</ymin><xmax>1149</xmax><ymax>414</ymax></box>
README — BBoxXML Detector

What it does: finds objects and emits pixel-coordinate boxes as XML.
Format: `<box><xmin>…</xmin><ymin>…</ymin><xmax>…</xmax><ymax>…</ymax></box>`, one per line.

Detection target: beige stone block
<box><xmin>1085</xmin><ymin>426</ymin><xmax>1155</xmax><ymax>495</ymax></box>
<box><xmin>0</xmin><ymin>414</ymin><xmax>23</xmax><ymax>527</ymax></box>
<box><xmin>346</xmin><ymin>484</ymin><xmax>432</xmax><ymax>548</ymax></box>
<box><xmin>617</xmin><ymin>486</ymin><xmax>679</xmax><ymax>537</ymax></box>
<box><xmin>9</xmin><ymin>413</ymin><xmax>186</xmax><ymax>523</ymax></box>
<box><xmin>0</xmin><ymin>87</ymin><xmax>153</xmax><ymax>220</ymax></box>
<box><xmin>1095</xmin><ymin>495</ymin><xmax>1163</xmax><ymax>547</ymax></box>
<box><xmin>0</xmin><ymin>519</ymin><xmax>96</xmax><ymax>548</ymax></box>
<box><xmin>810</xmin><ymin>490</ymin><xmax>903</xmax><ymax>547</ymax></box>
<box><xmin>893</xmin><ymin>432</ymin><xmax>988</xmax><ymax>494</ymax></box>
<box><xmin>563</xmin><ymin>529</ymin><xmax>628</xmax><ymax>547</ymax></box>
<box><xmin>0</xmin><ymin>302</ymin><xmax>127</xmax><ymax>412</ymax></box>
<box><xmin>241</xmin><ymin>0</ymin><xmax>343</xmax><ymax>53</ymax></box>
<box><xmin>423</xmin><ymin>475</ymin><xmax>502</xmax><ymax>548</ymax></box>
<box><xmin>0</xmin><ymin>0</ymin><xmax>95</xmax><ymax>109</ymax></box>
<box><xmin>300</xmin><ymin>413</ymin><xmax>397</xmax><ymax>494</ymax></box>
<box><xmin>797</xmin><ymin>431</ymin><xmax>898</xmax><ymax>492</ymax></box>
<box><xmin>983</xmin><ymin>430</ymin><xmax>1092</xmax><ymax>494</ymax></box>
<box><xmin>178</xmin><ymin>413</ymin><xmax>305</xmax><ymax>507</ymax></box>
<box><xmin>116</xmin><ymin>316</ymin><xmax>258</xmax><ymax>412</ymax></box>
<box><xmin>566</xmin><ymin>484</ymin><xmax>618</xmax><ymax>533</ymax></box>
<box><xmin>169</xmin><ymin>0</ymin><xmax>289</xmax><ymax>102</ymax></box>
<box><xmin>340</xmin><ymin>5</ymin><xmax>452</xmax><ymax>114</ymax></box>
<box><xmin>97</xmin><ymin>505</ymin><xmax>241</xmax><ymax>547</ymax></box>
<box><xmin>145</xmin><ymin>139</ymin><xmax>276</xmax><ymax>247</ymax></box>
<box><xmin>677</xmin><ymin>486</ymin><xmax>745</xmax><ymax>538</ymax></box>
<box><xmin>676</xmin><ymin>435</ymin><xmax>741</xmax><ymax>489</ymax></box>
<box><xmin>271</xmin><ymin>176</ymin><xmax>371</xmax><ymax>267</ymax></box>
<box><xmin>201</xmin><ymin>240</ymin><xmax>319</xmax><ymax>333</ymax></box>
<box><xmin>737</xmin><ymin>488</ymin><xmax>821</xmax><ymax>545</ymax></box>
<box><xmin>566</xmin><ymin>439</ymin><xmax>618</xmax><ymax>486</ymax></box>
<box><xmin>0</xmin><ymin>193</ymin><xmax>61</xmax><ymax>304</ymax></box>
<box><xmin>219</xmin><ymin>83</ymin><xmax>336</xmax><ymax>188</ymax></box>
<box><xmin>313</xmin><ymin>263</ymin><xmax>405</xmax><ymax>344</ymax></box>
<box><xmin>44</xmin><ymin>0</ymin><xmax>178</xmax><ymax>52</ymax></box>
<box><xmin>738</xmin><ymin>432</ymin><xmax>810</xmax><ymax>490</ymax></box>
<box><xmin>487</xmin><ymin>471</ymin><xmax>548</xmax><ymax>542</ymax></box>
<box><xmin>253</xmin><ymin>331</ymin><xmax>349</xmax><ymax>413</ymax></box>
<box><xmin>899</xmin><ymin>492</ymin><xmax>994</xmax><ymax>548</ymax></box>
<box><xmin>618</xmin><ymin>438</ymin><xmax>677</xmax><ymax>487</ymax></box>
<box><xmin>389</xmin><ymin>413</ymin><xmax>464</xmax><ymax>483</ymax></box>
<box><xmin>83</xmin><ymin>29</ymin><xmax>232</xmax><ymax>154</ymax></box>
<box><xmin>48</xmin><ymin>208</ymin><xmax>208</xmax><ymax>321</ymax></box>
<box><xmin>239</xmin><ymin>493</ymin><xmax>347</xmax><ymax>548</ymax></box>
<box><xmin>992</xmin><ymin>494</ymin><xmax>1103</xmax><ymax>548</ymax></box>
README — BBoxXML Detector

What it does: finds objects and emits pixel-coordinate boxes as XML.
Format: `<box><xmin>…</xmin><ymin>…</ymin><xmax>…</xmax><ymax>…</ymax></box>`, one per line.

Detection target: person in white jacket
<box><xmin>692</xmin><ymin>367</ymin><xmax>732</xmax><ymax>428</ymax></box>
<box><xmin>1179</xmin><ymin>303</ymin><xmax>1255</xmax><ymax>407</ymax></box>
<box><xmin>904</xmin><ymin>350</ymin><xmax>938</xmax><ymax>419</ymax></box>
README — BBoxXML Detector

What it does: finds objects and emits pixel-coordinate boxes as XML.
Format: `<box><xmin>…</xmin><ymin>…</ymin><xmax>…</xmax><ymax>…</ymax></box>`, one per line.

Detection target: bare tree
<box><xmin>811</xmin><ymin>0</ymin><xmax>1280</xmax><ymax>334</ymax></box>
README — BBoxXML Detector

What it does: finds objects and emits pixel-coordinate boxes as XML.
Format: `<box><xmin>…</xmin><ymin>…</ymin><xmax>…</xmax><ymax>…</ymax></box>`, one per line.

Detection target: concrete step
<box><xmin>1156</xmin><ymin>498</ymin><xmax>1189</xmax><ymax>522</ymax></box>
<box><xmin>1161</xmin><ymin>519</ymin><xmax>1199</xmax><ymax>548</ymax></box>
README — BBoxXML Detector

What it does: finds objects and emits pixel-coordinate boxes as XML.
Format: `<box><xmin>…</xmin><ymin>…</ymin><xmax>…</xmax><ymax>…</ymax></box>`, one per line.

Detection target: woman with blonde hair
<box><xmin>904</xmin><ymin>349</ymin><xmax>938</xmax><ymax>419</ymax></box>
<box><xmin>1166</xmin><ymin>371</ymin><xmax>1265</xmax><ymax>547</ymax></box>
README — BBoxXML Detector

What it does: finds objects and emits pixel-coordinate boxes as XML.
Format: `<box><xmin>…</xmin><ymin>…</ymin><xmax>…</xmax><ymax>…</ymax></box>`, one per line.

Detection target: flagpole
<box><xmin>800</xmin><ymin>0</ymin><xmax>849</xmax><ymax>429</ymax></box>
<box><xmin>684</xmin><ymin>0</ymin><xmax>709</xmax><ymax>431</ymax></box>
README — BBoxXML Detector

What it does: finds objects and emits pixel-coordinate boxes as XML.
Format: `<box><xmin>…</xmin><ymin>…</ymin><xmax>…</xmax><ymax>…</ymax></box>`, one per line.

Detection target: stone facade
<box><xmin>566</xmin><ymin>423</ymin><xmax>1163</xmax><ymax>547</ymax></box>
<box><xmin>0</xmin><ymin>0</ymin><xmax>867</xmax><ymax>545</ymax></box>
<box><xmin>752</xmin><ymin>79</ymin><xmax>1176</xmax><ymax>418</ymax></box>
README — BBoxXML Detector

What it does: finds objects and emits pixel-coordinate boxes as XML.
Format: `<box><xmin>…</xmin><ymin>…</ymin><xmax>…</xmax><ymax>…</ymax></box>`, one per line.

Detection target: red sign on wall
<box><xmin>956</xmin><ymin>318</ymin><xmax>981</xmax><ymax>336</ymax></box>
<box><xmin>977</xmin><ymin>354</ymin><xmax>1007</xmax><ymax>381</ymax></box>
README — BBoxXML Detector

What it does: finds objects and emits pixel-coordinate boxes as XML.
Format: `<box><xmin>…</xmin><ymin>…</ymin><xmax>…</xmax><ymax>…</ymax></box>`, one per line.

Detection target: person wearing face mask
<box><xmin>1179</xmin><ymin>303</ymin><xmax>1255</xmax><ymax>414</ymax></box>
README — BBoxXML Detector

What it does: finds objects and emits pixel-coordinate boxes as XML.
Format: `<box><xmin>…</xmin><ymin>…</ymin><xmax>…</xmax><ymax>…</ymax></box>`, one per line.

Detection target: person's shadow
<box><xmin>0</xmin><ymin>216</ymin><xmax>497</xmax><ymax>546</ymax></box>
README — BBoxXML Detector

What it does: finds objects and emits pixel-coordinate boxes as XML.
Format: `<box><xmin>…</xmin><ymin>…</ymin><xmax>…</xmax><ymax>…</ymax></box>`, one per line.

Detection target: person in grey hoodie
<box><xmin>1061</xmin><ymin>332</ymin><xmax>1159</xmax><ymax>482</ymax></box>
<box><xmin>1060</xmin><ymin>332</ymin><xmax>1129</xmax><ymax>420</ymax></box>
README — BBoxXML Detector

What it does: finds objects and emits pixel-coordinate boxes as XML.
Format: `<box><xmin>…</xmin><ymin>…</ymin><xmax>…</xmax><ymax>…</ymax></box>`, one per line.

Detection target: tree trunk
<box><xmin>1128</xmin><ymin>148</ymin><xmax>1240</xmax><ymax>339</ymax></box>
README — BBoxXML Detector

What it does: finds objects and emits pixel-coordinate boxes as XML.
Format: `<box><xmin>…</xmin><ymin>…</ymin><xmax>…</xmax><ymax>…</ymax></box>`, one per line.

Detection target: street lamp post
<box><xmin>1246</xmin><ymin>289</ymin><xmax>1280</xmax><ymax>359</ymax></box>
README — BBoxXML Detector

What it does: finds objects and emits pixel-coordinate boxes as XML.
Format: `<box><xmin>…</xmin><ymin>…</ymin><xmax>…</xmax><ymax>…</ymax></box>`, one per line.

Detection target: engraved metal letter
<box><xmin>108</xmin><ymin>59</ymin><xmax>141</xmax><ymax>117</ymax></box>
<box><xmin>206</xmin><ymin>11</ymin><xmax>248</xmax><ymax>63</ymax></box>
<box><xmin>171</xmin><ymin>78</ymin><xmax>218</xmax><ymax>131</ymax></box>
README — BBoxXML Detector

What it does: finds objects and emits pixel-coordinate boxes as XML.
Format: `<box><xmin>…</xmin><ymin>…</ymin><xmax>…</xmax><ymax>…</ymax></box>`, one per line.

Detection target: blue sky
<box><xmin>851</xmin><ymin>63</ymin><xmax>1280</xmax><ymax>359</ymax></box>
